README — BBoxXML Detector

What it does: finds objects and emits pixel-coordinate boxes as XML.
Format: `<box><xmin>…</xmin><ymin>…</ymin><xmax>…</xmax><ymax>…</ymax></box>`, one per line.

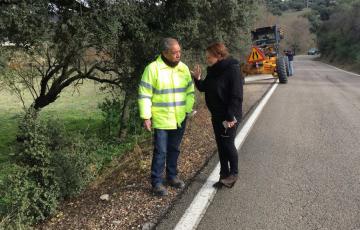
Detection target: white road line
<box><xmin>245</xmin><ymin>74</ymin><xmax>275</xmax><ymax>83</ymax></box>
<box><xmin>321</xmin><ymin>63</ymin><xmax>360</xmax><ymax>77</ymax></box>
<box><xmin>295</xmin><ymin>68</ymin><xmax>334</xmax><ymax>71</ymax></box>
<box><xmin>234</xmin><ymin>80</ymin><xmax>279</xmax><ymax>149</ymax></box>
<box><xmin>174</xmin><ymin>80</ymin><xmax>279</xmax><ymax>230</ymax></box>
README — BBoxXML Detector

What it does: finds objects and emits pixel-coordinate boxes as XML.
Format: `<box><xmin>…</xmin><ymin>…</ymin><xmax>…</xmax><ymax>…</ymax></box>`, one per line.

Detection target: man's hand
<box><xmin>191</xmin><ymin>64</ymin><xmax>201</xmax><ymax>80</ymax></box>
<box><xmin>143</xmin><ymin>119</ymin><xmax>152</xmax><ymax>131</ymax></box>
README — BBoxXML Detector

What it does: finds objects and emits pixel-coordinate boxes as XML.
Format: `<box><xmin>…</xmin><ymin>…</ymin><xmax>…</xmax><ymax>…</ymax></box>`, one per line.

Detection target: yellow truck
<box><xmin>242</xmin><ymin>25</ymin><xmax>288</xmax><ymax>84</ymax></box>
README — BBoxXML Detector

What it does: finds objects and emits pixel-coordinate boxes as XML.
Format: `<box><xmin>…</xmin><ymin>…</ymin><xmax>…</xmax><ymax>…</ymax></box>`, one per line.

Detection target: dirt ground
<box><xmin>39</xmin><ymin>78</ymin><xmax>275</xmax><ymax>230</ymax></box>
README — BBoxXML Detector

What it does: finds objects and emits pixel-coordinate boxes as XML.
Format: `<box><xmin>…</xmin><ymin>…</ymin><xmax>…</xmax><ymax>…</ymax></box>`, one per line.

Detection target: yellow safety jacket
<box><xmin>138</xmin><ymin>56</ymin><xmax>195</xmax><ymax>129</ymax></box>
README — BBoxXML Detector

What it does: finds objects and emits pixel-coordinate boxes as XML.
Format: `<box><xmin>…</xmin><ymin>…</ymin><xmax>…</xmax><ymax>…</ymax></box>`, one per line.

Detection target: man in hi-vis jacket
<box><xmin>138</xmin><ymin>38</ymin><xmax>195</xmax><ymax>196</ymax></box>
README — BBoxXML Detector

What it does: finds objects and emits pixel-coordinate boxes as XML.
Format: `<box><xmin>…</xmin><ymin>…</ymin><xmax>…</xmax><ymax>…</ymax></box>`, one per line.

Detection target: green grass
<box><xmin>0</xmin><ymin>80</ymin><xmax>108</xmax><ymax>181</ymax></box>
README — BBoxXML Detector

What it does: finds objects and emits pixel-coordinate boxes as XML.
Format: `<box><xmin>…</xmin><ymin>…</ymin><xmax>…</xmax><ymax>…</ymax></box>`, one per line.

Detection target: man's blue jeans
<box><xmin>289</xmin><ymin>61</ymin><xmax>294</xmax><ymax>76</ymax></box>
<box><xmin>151</xmin><ymin>119</ymin><xmax>187</xmax><ymax>187</ymax></box>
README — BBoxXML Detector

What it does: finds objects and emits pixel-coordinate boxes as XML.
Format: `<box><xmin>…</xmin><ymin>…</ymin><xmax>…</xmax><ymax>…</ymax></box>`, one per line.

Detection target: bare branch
<box><xmin>74</xmin><ymin>78</ymin><xmax>84</xmax><ymax>88</ymax></box>
<box><xmin>13</xmin><ymin>86</ymin><xmax>27</xmax><ymax>111</ymax></box>
<box><xmin>3</xmin><ymin>79</ymin><xmax>27</xmax><ymax>110</ymax></box>
<box><xmin>34</xmin><ymin>64</ymin><xmax>45</xmax><ymax>77</ymax></box>
<box><xmin>17</xmin><ymin>71</ymin><xmax>38</xmax><ymax>100</ymax></box>
<box><xmin>94</xmin><ymin>66</ymin><xmax>119</xmax><ymax>74</ymax></box>
<box><xmin>46</xmin><ymin>47</ymin><xmax>52</xmax><ymax>71</ymax></box>
<box><xmin>72</xmin><ymin>78</ymin><xmax>83</xmax><ymax>95</ymax></box>
<box><xmin>85</xmin><ymin>75</ymin><xmax>120</xmax><ymax>86</ymax></box>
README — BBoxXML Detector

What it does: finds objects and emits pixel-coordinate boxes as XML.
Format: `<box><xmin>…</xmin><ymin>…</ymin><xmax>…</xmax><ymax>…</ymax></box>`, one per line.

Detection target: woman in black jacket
<box><xmin>192</xmin><ymin>42</ymin><xmax>243</xmax><ymax>188</ymax></box>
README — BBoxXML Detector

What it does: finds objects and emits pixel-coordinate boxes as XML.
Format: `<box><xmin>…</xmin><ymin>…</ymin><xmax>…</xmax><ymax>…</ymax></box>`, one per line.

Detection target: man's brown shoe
<box><xmin>167</xmin><ymin>178</ymin><xmax>185</xmax><ymax>189</ymax></box>
<box><xmin>220</xmin><ymin>175</ymin><xmax>238</xmax><ymax>188</ymax></box>
<box><xmin>153</xmin><ymin>184</ymin><xmax>168</xmax><ymax>196</ymax></box>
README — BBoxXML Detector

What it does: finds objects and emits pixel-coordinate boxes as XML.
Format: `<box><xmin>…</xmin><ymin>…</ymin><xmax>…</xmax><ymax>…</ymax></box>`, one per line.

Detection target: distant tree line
<box><xmin>265</xmin><ymin>0</ymin><xmax>339</xmax><ymax>15</ymax></box>
<box><xmin>265</xmin><ymin>0</ymin><xmax>309</xmax><ymax>15</ymax></box>
<box><xmin>308</xmin><ymin>0</ymin><xmax>360</xmax><ymax>69</ymax></box>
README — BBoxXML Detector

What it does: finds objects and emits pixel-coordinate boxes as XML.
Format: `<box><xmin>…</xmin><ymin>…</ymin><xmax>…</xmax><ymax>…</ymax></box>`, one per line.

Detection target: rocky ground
<box><xmin>39</xmin><ymin>78</ymin><xmax>275</xmax><ymax>230</ymax></box>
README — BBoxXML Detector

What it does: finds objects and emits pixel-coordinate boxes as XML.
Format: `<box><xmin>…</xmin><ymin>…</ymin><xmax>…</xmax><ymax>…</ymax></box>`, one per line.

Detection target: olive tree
<box><xmin>0</xmin><ymin>0</ymin><xmax>156</xmax><ymax>111</ymax></box>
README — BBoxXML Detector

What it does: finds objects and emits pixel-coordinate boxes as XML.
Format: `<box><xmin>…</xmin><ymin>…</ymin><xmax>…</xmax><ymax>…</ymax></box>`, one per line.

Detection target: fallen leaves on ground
<box><xmin>40</xmin><ymin>105</ymin><xmax>216</xmax><ymax>230</ymax></box>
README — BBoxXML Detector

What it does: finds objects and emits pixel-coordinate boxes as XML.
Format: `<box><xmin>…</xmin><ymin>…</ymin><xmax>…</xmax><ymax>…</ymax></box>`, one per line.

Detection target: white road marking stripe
<box><xmin>295</xmin><ymin>68</ymin><xmax>335</xmax><ymax>71</ymax></box>
<box><xmin>245</xmin><ymin>74</ymin><xmax>275</xmax><ymax>83</ymax></box>
<box><xmin>322</xmin><ymin>63</ymin><xmax>360</xmax><ymax>77</ymax></box>
<box><xmin>234</xmin><ymin>80</ymin><xmax>279</xmax><ymax>149</ymax></box>
<box><xmin>174</xmin><ymin>80</ymin><xmax>279</xmax><ymax>230</ymax></box>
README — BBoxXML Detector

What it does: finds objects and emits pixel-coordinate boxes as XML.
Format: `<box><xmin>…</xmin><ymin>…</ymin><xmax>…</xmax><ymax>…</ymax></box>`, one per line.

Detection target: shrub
<box><xmin>98</xmin><ymin>96</ymin><xmax>144</xmax><ymax>139</ymax></box>
<box><xmin>52</xmin><ymin>135</ymin><xmax>99</xmax><ymax>198</ymax></box>
<box><xmin>98</xmin><ymin>97</ymin><xmax>122</xmax><ymax>137</ymax></box>
<box><xmin>288</xmin><ymin>1</ymin><xmax>305</xmax><ymax>11</ymax></box>
<box><xmin>0</xmin><ymin>109</ymin><xmax>103</xmax><ymax>225</ymax></box>
<box><xmin>0</xmin><ymin>211</ymin><xmax>31</xmax><ymax>230</ymax></box>
<box><xmin>126</xmin><ymin>103</ymin><xmax>143</xmax><ymax>136</ymax></box>
<box><xmin>1</xmin><ymin>166</ymin><xmax>59</xmax><ymax>225</ymax></box>
<box><xmin>1</xmin><ymin>108</ymin><xmax>59</xmax><ymax>225</ymax></box>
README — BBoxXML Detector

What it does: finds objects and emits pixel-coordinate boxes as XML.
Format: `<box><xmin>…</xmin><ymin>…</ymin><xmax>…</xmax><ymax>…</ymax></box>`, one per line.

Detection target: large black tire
<box><xmin>284</xmin><ymin>56</ymin><xmax>290</xmax><ymax>76</ymax></box>
<box><xmin>276</xmin><ymin>56</ymin><xmax>288</xmax><ymax>84</ymax></box>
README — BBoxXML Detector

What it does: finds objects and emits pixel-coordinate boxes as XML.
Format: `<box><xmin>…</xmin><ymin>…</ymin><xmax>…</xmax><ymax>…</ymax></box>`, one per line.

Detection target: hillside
<box><xmin>255</xmin><ymin>7</ymin><xmax>316</xmax><ymax>54</ymax></box>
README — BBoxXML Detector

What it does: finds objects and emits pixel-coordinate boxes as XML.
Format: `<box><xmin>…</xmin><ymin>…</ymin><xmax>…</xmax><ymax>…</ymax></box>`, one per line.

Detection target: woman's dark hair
<box><xmin>206</xmin><ymin>42</ymin><xmax>229</xmax><ymax>59</ymax></box>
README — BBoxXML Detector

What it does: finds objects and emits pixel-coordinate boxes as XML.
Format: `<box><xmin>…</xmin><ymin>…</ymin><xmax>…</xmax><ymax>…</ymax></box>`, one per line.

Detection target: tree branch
<box><xmin>18</xmin><ymin>71</ymin><xmax>38</xmax><ymax>100</ymax></box>
<box><xmin>85</xmin><ymin>75</ymin><xmax>120</xmax><ymax>86</ymax></box>
<box><xmin>40</xmin><ymin>63</ymin><xmax>64</xmax><ymax>97</ymax></box>
<box><xmin>94</xmin><ymin>66</ymin><xmax>119</xmax><ymax>75</ymax></box>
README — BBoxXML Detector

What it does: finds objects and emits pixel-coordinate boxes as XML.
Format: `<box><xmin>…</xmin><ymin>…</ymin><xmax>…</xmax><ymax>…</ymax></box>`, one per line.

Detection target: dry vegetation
<box><xmin>255</xmin><ymin>6</ymin><xmax>316</xmax><ymax>54</ymax></box>
<box><xmin>40</xmin><ymin>105</ymin><xmax>216</xmax><ymax>230</ymax></box>
<box><xmin>36</xmin><ymin>78</ymin><xmax>275</xmax><ymax>230</ymax></box>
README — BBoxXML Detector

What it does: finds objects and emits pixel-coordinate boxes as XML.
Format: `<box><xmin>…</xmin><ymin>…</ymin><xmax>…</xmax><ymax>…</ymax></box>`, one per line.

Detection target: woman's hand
<box><xmin>226</xmin><ymin>120</ymin><xmax>236</xmax><ymax>128</ymax></box>
<box><xmin>191</xmin><ymin>64</ymin><xmax>201</xmax><ymax>80</ymax></box>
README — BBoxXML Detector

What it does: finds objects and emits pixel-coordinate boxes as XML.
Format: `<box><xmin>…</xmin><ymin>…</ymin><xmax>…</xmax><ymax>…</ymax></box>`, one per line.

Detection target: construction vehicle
<box><xmin>242</xmin><ymin>25</ymin><xmax>288</xmax><ymax>84</ymax></box>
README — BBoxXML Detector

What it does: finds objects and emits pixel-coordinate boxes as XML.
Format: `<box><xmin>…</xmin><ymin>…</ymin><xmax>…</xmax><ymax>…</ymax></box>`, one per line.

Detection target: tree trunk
<box><xmin>118</xmin><ymin>92</ymin><xmax>128</xmax><ymax>139</ymax></box>
<box><xmin>33</xmin><ymin>93</ymin><xmax>58</xmax><ymax>110</ymax></box>
<box><xmin>118</xmin><ymin>92</ymin><xmax>137</xmax><ymax>140</ymax></box>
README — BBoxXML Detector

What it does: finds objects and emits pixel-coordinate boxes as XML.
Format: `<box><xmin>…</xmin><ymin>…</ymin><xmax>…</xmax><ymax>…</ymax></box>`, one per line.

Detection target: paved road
<box><xmin>196</xmin><ymin>56</ymin><xmax>360</xmax><ymax>229</ymax></box>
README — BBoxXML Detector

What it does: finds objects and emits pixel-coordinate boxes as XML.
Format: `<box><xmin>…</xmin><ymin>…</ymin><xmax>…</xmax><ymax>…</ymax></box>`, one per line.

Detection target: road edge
<box><xmin>320</xmin><ymin>61</ymin><xmax>360</xmax><ymax>77</ymax></box>
<box><xmin>173</xmin><ymin>80</ymin><xmax>279</xmax><ymax>230</ymax></box>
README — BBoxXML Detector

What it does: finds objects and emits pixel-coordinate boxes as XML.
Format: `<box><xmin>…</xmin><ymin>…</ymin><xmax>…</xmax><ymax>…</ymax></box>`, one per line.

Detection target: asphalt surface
<box><xmin>156</xmin><ymin>55</ymin><xmax>360</xmax><ymax>230</ymax></box>
<box><xmin>196</xmin><ymin>56</ymin><xmax>360</xmax><ymax>230</ymax></box>
<box><xmin>156</xmin><ymin>73</ymin><xmax>276</xmax><ymax>230</ymax></box>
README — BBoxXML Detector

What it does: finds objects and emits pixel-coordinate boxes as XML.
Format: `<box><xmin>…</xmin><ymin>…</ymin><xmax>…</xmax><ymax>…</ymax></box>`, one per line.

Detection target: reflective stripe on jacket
<box><xmin>138</xmin><ymin>55</ymin><xmax>195</xmax><ymax>129</ymax></box>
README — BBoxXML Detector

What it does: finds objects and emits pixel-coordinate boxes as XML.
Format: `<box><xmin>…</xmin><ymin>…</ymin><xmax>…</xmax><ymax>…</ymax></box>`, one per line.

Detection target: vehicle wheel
<box><xmin>276</xmin><ymin>56</ymin><xmax>288</xmax><ymax>84</ymax></box>
<box><xmin>284</xmin><ymin>56</ymin><xmax>290</xmax><ymax>76</ymax></box>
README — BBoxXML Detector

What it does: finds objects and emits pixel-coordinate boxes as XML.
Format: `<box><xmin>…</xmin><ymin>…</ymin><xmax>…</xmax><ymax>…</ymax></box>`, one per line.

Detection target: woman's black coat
<box><xmin>194</xmin><ymin>57</ymin><xmax>243</xmax><ymax>122</ymax></box>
